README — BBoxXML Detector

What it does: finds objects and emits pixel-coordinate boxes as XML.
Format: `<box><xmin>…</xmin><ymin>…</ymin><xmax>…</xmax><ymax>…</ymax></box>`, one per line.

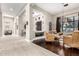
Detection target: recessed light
<box><xmin>9</xmin><ymin>8</ymin><xmax>14</xmax><ymax>11</ymax></box>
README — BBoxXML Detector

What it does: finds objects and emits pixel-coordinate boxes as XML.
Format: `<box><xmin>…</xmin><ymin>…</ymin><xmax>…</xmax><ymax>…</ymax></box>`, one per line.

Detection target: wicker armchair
<box><xmin>44</xmin><ymin>32</ymin><xmax>55</xmax><ymax>42</ymax></box>
<box><xmin>63</xmin><ymin>31</ymin><xmax>79</xmax><ymax>48</ymax></box>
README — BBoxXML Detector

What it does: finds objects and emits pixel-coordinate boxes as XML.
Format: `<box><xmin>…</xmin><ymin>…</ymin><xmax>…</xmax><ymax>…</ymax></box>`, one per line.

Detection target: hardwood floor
<box><xmin>33</xmin><ymin>39</ymin><xmax>79</xmax><ymax>56</ymax></box>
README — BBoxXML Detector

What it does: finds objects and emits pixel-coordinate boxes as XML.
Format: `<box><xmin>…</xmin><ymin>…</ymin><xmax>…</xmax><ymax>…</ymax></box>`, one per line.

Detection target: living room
<box><xmin>0</xmin><ymin>3</ymin><xmax>79</xmax><ymax>56</ymax></box>
<box><xmin>32</xmin><ymin>3</ymin><xmax>79</xmax><ymax>56</ymax></box>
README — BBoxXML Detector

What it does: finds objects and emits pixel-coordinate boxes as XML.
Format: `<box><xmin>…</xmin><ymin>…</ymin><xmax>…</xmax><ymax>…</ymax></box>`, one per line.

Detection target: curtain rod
<box><xmin>62</xmin><ymin>12</ymin><xmax>79</xmax><ymax>16</ymax></box>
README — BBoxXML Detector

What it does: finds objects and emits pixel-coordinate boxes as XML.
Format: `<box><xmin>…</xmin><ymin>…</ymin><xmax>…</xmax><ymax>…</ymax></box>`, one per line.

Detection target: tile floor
<box><xmin>0</xmin><ymin>36</ymin><xmax>58</xmax><ymax>56</ymax></box>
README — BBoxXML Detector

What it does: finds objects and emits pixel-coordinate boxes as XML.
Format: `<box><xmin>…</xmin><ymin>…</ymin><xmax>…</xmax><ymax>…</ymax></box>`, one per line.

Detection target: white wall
<box><xmin>16</xmin><ymin>4</ymin><xmax>32</xmax><ymax>41</ymax></box>
<box><xmin>0</xmin><ymin>4</ymin><xmax>2</xmax><ymax>37</ymax></box>
<box><xmin>18</xmin><ymin>10</ymin><xmax>26</xmax><ymax>36</ymax></box>
<box><xmin>29</xmin><ymin>4</ymin><xmax>55</xmax><ymax>40</ymax></box>
<box><xmin>0</xmin><ymin>12</ymin><xmax>2</xmax><ymax>37</ymax></box>
<box><xmin>31</xmin><ymin>5</ymin><xmax>54</xmax><ymax>32</ymax></box>
<box><xmin>14</xmin><ymin>16</ymin><xmax>19</xmax><ymax>36</ymax></box>
<box><xmin>25</xmin><ymin>4</ymin><xmax>32</xmax><ymax>41</ymax></box>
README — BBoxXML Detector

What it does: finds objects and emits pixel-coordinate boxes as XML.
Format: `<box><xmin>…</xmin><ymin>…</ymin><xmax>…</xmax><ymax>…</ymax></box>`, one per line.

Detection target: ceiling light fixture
<box><xmin>64</xmin><ymin>3</ymin><xmax>69</xmax><ymax>7</ymax></box>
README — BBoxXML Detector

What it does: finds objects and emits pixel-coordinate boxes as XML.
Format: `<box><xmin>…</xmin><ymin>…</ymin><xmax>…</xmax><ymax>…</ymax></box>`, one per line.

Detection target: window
<box><xmin>62</xmin><ymin>16</ymin><xmax>78</xmax><ymax>33</ymax></box>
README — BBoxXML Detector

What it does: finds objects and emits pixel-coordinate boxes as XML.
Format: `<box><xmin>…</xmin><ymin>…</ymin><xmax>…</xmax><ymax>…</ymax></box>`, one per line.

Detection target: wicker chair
<box><xmin>44</xmin><ymin>32</ymin><xmax>55</xmax><ymax>42</ymax></box>
<box><xmin>63</xmin><ymin>31</ymin><xmax>79</xmax><ymax>48</ymax></box>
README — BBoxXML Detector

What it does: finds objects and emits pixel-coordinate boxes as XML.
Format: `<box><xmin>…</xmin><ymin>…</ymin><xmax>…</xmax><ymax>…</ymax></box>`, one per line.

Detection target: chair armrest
<box><xmin>63</xmin><ymin>36</ymin><xmax>72</xmax><ymax>44</ymax></box>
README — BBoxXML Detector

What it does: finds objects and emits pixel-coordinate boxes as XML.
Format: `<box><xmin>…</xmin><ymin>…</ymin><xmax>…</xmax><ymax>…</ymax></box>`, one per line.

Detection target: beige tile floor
<box><xmin>0</xmin><ymin>36</ymin><xmax>58</xmax><ymax>56</ymax></box>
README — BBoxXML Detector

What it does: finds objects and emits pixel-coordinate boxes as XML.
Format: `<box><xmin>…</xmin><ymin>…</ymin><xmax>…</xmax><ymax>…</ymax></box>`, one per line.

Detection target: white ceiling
<box><xmin>64</xmin><ymin>3</ymin><xmax>79</xmax><ymax>12</ymax></box>
<box><xmin>35</xmin><ymin>3</ymin><xmax>79</xmax><ymax>15</ymax></box>
<box><xmin>1</xmin><ymin>3</ymin><xmax>26</xmax><ymax>16</ymax></box>
<box><xmin>1</xmin><ymin>3</ymin><xmax>79</xmax><ymax>17</ymax></box>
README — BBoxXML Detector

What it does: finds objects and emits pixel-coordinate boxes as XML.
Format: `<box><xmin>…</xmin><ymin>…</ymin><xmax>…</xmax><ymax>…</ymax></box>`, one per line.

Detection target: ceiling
<box><xmin>35</xmin><ymin>3</ymin><xmax>79</xmax><ymax>15</ymax></box>
<box><xmin>1</xmin><ymin>3</ymin><xmax>26</xmax><ymax>16</ymax></box>
<box><xmin>1</xmin><ymin>3</ymin><xmax>79</xmax><ymax>17</ymax></box>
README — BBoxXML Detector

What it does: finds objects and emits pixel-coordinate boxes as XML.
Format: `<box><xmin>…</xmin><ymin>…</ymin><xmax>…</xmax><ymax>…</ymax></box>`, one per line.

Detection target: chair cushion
<box><xmin>67</xmin><ymin>42</ymin><xmax>79</xmax><ymax>48</ymax></box>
